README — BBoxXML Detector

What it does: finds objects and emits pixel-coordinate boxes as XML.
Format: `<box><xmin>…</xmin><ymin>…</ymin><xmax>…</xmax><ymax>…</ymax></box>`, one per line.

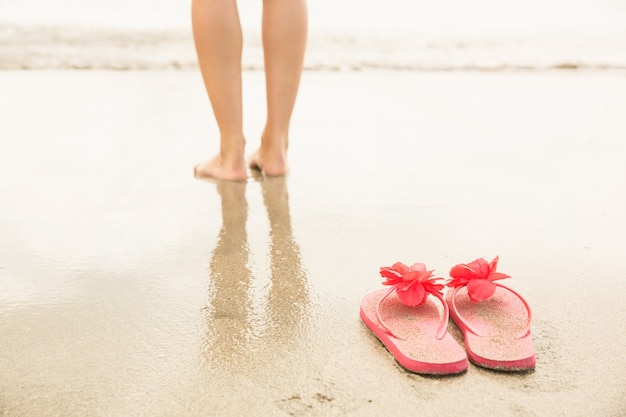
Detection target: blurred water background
<box><xmin>1</xmin><ymin>0</ymin><xmax>625</xmax><ymax>70</ymax></box>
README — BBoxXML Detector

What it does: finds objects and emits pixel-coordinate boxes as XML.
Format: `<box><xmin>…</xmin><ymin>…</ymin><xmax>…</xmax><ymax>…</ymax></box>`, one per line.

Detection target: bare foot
<box><xmin>248</xmin><ymin>148</ymin><xmax>288</xmax><ymax>177</ymax></box>
<box><xmin>194</xmin><ymin>154</ymin><xmax>248</xmax><ymax>181</ymax></box>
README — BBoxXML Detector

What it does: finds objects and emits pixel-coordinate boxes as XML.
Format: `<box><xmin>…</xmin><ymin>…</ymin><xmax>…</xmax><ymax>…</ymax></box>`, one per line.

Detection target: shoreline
<box><xmin>2</xmin><ymin>23</ymin><xmax>626</xmax><ymax>72</ymax></box>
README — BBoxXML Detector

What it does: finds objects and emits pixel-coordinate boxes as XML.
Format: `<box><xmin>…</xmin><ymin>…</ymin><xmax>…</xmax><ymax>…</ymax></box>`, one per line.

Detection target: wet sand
<box><xmin>1</xmin><ymin>69</ymin><xmax>625</xmax><ymax>416</ymax></box>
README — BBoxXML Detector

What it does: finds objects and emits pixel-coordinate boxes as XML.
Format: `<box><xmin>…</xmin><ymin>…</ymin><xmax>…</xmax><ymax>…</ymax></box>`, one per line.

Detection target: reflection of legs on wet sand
<box><xmin>202</xmin><ymin>177</ymin><xmax>310</xmax><ymax>368</ymax></box>
<box><xmin>203</xmin><ymin>182</ymin><xmax>254</xmax><ymax>367</ymax></box>
<box><xmin>259</xmin><ymin>176</ymin><xmax>310</xmax><ymax>340</ymax></box>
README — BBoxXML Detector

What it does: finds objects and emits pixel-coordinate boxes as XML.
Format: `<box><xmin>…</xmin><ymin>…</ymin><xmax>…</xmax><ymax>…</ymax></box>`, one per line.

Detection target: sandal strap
<box><xmin>449</xmin><ymin>283</ymin><xmax>532</xmax><ymax>339</ymax></box>
<box><xmin>375</xmin><ymin>284</ymin><xmax>450</xmax><ymax>341</ymax></box>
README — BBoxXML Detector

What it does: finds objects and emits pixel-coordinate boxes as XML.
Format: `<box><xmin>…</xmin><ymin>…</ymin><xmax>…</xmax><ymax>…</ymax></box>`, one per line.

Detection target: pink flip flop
<box><xmin>446</xmin><ymin>256</ymin><xmax>536</xmax><ymax>371</ymax></box>
<box><xmin>360</xmin><ymin>262</ymin><xmax>468</xmax><ymax>375</ymax></box>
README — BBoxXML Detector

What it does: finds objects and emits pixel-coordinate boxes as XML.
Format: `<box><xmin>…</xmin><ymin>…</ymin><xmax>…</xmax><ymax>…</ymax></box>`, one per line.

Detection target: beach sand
<box><xmin>1</xmin><ymin>69</ymin><xmax>625</xmax><ymax>416</ymax></box>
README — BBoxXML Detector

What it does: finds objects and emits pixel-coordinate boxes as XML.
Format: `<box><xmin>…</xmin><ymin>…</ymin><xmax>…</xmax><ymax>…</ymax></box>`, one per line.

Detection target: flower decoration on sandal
<box><xmin>377</xmin><ymin>262</ymin><xmax>448</xmax><ymax>340</ymax></box>
<box><xmin>447</xmin><ymin>256</ymin><xmax>511</xmax><ymax>303</ymax></box>
<box><xmin>380</xmin><ymin>262</ymin><xmax>444</xmax><ymax>306</ymax></box>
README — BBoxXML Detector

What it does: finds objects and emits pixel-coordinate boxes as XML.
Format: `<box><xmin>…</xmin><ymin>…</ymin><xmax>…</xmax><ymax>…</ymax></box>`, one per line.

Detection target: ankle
<box><xmin>259</xmin><ymin>138</ymin><xmax>288</xmax><ymax>157</ymax></box>
<box><xmin>219</xmin><ymin>133</ymin><xmax>246</xmax><ymax>164</ymax></box>
<box><xmin>261</xmin><ymin>127</ymin><xmax>289</xmax><ymax>152</ymax></box>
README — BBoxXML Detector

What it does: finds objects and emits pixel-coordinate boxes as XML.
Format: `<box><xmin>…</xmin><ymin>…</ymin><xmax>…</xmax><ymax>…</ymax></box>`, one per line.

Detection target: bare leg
<box><xmin>249</xmin><ymin>0</ymin><xmax>308</xmax><ymax>176</ymax></box>
<box><xmin>192</xmin><ymin>0</ymin><xmax>247</xmax><ymax>181</ymax></box>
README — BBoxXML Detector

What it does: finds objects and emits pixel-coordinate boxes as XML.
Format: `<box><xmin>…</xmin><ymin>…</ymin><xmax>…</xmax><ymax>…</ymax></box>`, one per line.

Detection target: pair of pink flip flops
<box><xmin>360</xmin><ymin>256</ymin><xmax>535</xmax><ymax>375</ymax></box>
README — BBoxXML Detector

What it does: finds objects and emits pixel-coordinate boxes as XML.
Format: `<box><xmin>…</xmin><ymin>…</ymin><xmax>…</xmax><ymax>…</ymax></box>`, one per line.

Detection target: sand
<box><xmin>0</xmin><ymin>69</ymin><xmax>625</xmax><ymax>416</ymax></box>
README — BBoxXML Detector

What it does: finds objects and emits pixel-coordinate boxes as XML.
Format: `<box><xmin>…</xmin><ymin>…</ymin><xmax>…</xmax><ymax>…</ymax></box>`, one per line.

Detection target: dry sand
<box><xmin>0</xmin><ymin>69</ymin><xmax>625</xmax><ymax>416</ymax></box>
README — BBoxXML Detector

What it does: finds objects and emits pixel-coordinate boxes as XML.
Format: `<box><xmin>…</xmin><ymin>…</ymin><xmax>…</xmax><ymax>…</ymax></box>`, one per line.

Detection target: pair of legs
<box><xmin>192</xmin><ymin>0</ymin><xmax>308</xmax><ymax>181</ymax></box>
